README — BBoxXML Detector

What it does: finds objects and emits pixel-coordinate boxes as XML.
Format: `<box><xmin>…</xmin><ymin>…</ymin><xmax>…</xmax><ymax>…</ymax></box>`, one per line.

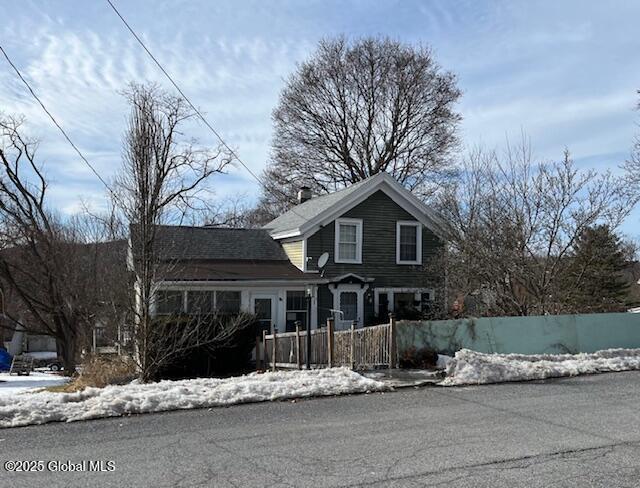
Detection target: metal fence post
<box><xmin>327</xmin><ymin>317</ymin><xmax>335</xmax><ymax>368</ymax></box>
<box><xmin>388</xmin><ymin>313</ymin><xmax>396</xmax><ymax>369</ymax></box>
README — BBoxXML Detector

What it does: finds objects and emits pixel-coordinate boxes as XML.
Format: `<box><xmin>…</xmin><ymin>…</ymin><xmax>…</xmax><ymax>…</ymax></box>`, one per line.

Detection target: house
<box><xmin>146</xmin><ymin>172</ymin><xmax>446</xmax><ymax>334</ymax></box>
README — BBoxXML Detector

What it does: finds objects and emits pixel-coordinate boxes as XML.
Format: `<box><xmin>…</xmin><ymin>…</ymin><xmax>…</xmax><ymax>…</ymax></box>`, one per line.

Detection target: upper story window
<box><xmin>396</xmin><ymin>221</ymin><xmax>422</xmax><ymax>265</ymax></box>
<box><xmin>334</xmin><ymin>218</ymin><xmax>363</xmax><ymax>264</ymax></box>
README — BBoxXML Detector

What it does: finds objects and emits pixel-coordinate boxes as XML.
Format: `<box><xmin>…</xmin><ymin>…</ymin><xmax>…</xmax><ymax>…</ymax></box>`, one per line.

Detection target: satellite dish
<box><xmin>318</xmin><ymin>252</ymin><xmax>329</xmax><ymax>268</ymax></box>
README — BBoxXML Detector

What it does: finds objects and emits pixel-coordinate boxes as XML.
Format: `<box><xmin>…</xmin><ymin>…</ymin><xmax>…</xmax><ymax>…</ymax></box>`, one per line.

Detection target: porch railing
<box><xmin>259</xmin><ymin>315</ymin><xmax>397</xmax><ymax>371</ymax></box>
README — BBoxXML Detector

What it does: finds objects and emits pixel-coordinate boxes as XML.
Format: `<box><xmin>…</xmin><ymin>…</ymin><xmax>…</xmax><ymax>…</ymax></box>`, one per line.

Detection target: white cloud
<box><xmin>0</xmin><ymin>0</ymin><xmax>638</xmax><ymax>237</ymax></box>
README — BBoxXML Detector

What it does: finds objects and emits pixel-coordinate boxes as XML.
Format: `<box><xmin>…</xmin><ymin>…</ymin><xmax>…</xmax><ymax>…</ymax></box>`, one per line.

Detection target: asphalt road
<box><xmin>2</xmin><ymin>371</ymin><xmax>640</xmax><ymax>487</ymax></box>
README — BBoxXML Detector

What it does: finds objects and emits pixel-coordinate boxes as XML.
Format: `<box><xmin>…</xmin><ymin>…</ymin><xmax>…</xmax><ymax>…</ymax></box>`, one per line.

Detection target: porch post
<box><xmin>305</xmin><ymin>292</ymin><xmax>311</xmax><ymax>369</ymax></box>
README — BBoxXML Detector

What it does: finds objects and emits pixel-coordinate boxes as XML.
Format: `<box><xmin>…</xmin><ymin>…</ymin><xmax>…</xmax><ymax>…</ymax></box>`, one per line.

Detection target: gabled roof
<box><xmin>263</xmin><ymin>172</ymin><xmax>445</xmax><ymax>239</ymax></box>
<box><xmin>131</xmin><ymin>225</ymin><xmax>289</xmax><ymax>261</ymax></box>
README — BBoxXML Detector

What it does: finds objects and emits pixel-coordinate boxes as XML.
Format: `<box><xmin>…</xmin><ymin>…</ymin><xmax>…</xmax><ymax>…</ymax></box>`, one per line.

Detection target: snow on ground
<box><xmin>0</xmin><ymin>372</ymin><xmax>69</xmax><ymax>397</ymax></box>
<box><xmin>436</xmin><ymin>354</ymin><xmax>453</xmax><ymax>370</ymax></box>
<box><xmin>441</xmin><ymin>348</ymin><xmax>640</xmax><ymax>386</ymax></box>
<box><xmin>0</xmin><ymin>368</ymin><xmax>387</xmax><ymax>428</ymax></box>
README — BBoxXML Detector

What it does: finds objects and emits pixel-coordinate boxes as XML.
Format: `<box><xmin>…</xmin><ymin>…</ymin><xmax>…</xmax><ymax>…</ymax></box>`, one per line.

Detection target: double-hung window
<box><xmin>335</xmin><ymin>218</ymin><xmax>363</xmax><ymax>264</ymax></box>
<box><xmin>396</xmin><ymin>221</ymin><xmax>422</xmax><ymax>264</ymax></box>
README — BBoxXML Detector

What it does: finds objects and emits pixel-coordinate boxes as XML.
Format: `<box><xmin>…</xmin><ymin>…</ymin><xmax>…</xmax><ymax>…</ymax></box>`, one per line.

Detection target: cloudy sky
<box><xmin>1</xmin><ymin>0</ymin><xmax>639</xmax><ymax>235</ymax></box>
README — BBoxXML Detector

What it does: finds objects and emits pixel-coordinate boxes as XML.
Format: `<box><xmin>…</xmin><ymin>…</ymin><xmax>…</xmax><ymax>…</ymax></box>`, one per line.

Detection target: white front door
<box><xmin>337</xmin><ymin>291</ymin><xmax>358</xmax><ymax>330</ymax></box>
<box><xmin>331</xmin><ymin>285</ymin><xmax>368</xmax><ymax>330</ymax></box>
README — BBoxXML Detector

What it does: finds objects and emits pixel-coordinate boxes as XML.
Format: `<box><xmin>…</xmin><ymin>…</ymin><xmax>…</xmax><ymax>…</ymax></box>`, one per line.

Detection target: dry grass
<box><xmin>46</xmin><ymin>355</ymin><xmax>137</xmax><ymax>393</ymax></box>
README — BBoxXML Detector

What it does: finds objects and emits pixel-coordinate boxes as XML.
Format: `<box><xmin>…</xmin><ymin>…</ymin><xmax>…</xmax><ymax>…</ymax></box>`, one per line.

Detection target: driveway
<box><xmin>2</xmin><ymin>371</ymin><xmax>640</xmax><ymax>487</ymax></box>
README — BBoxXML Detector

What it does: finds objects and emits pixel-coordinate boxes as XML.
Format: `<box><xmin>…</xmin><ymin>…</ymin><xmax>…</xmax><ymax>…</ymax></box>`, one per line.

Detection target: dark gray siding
<box><xmin>306</xmin><ymin>190</ymin><xmax>444</xmax><ymax>288</ymax></box>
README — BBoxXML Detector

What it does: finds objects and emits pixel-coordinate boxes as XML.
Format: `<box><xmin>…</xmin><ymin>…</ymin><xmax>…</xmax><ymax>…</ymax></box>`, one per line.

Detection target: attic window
<box><xmin>396</xmin><ymin>221</ymin><xmax>422</xmax><ymax>264</ymax></box>
<box><xmin>335</xmin><ymin>218</ymin><xmax>362</xmax><ymax>264</ymax></box>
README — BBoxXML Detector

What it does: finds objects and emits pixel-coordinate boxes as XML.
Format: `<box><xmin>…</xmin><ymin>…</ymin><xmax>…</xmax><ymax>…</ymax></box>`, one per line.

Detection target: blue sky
<box><xmin>1</xmin><ymin>0</ymin><xmax>639</xmax><ymax>236</ymax></box>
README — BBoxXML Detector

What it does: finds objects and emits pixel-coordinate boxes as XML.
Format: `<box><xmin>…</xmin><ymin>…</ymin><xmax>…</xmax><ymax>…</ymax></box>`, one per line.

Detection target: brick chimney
<box><xmin>297</xmin><ymin>186</ymin><xmax>312</xmax><ymax>204</ymax></box>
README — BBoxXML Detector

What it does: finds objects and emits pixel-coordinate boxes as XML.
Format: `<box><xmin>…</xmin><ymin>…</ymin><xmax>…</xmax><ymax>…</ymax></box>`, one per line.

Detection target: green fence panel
<box><xmin>397</xmin><ymin>313</ymin><xmax>640</xmax><ymax>356</ymax></box>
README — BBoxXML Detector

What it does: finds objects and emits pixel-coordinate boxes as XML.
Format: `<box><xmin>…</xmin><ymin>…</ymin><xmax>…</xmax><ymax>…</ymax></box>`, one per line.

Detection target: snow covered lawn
<box><xmin>441</xmin><ymin>348</ymin><xmax>640</xmax><ymax>386</ymax></box>
<box><xmin>0</xmin><ymin>372</ymin><xmax>68</xmax><ymax>397</ymax></box>
<box><xmin>0</xmin><ymin>368</ymin><xmax>386</xmax><ymax>428</ymax></box>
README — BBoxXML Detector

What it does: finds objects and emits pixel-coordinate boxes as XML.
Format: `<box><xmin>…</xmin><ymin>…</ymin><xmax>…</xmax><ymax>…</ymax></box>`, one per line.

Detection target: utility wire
<box><xmin>0</xmin><ymin>45</ymin><xmax>116</xmax><ymax>196</ymax></box>
<box><xmin>105</xmin><ymin>0</ymin><xmax>307</xmax><ymax>219</ymax></box>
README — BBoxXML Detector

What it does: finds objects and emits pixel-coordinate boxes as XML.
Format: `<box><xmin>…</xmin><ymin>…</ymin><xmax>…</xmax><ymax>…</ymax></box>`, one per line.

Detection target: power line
<box><xmin>106</xmin><ymin>0</ymin><xmax>264</xmax><ymax>186</ymax></box>
<box><xmin>105</xmin><ymin>0</ymin><xmax>305</xmax><ymax>217</ymax></box>
<box><xmin>0</xmin><ymin>45</ymin><xmax>115</xmax><ymax>195</ymax></box>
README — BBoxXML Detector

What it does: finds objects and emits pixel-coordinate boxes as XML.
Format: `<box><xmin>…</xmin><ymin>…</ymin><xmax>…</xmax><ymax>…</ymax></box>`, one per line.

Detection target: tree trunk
<box><xmin>57</xmin><ymin>335</ymin><xmax>77</xmax><ymax>377</ymax></box>
<box><xmin>57</xmin><ymin>318</ymin><xmax>78</xmax><ymax>377</ymax></box>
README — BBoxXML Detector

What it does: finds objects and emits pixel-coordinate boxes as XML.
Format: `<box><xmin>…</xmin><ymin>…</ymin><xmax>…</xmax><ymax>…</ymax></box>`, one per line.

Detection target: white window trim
<box><xmin>334</xmin><ymin>218</ymin><xmax>363</xmax><ymax>264</ymax></box>
<box><xmin>396</xmin><ymin>220</ymin><xmax>422</xmax><ymax>265</ymax></box>
<box><xmin>329</xmin><ymin>283</ymin><xmax>369</xmax><ymax>328</ymax></box>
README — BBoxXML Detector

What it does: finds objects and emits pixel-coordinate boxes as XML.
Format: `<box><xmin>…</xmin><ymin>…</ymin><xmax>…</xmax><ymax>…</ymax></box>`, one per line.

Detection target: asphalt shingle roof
<box><xmin>158</xmin><ymin>260</ymin><xmax>307</xmax><ymax>281</ymax></box>
<box><xmin>263</xmin><ymin>178</ymin><xmax>371</xmax><ymax>235</ymax></box>
<box><xmin>132</xmin><ymin>225</ymin><xmax>290</xmax><ymax>261</ymax></box>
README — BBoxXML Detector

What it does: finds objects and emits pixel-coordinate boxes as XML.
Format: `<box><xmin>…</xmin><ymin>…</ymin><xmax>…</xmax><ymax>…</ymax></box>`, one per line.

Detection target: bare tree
<box><xmin>0</xmin><ymin>115</ymin><xmax>113</xmax><ymax>374</ymax></box>
<box><xmin>438</xmin><ymin>139</ymin><xmax>635</xmax><ymax>316</ymax></box>
<box><xmin>113</xmin><ymin>83</ymin><xmax>254</xmax><ymax>382</ymax></box>
<box><xmin>202</xmin><ymin>193</ymin><xmax>278</xmax><ymax>228</ymax></box>
<box><xmin>262</xmin><ymin>36</ymin><xmax>462</xmax><ymax>210</ymax></box>
<box><xmin>139</xmin><ymin>311</ymin><xmax>256</xmax><ymax>381</ymax></box>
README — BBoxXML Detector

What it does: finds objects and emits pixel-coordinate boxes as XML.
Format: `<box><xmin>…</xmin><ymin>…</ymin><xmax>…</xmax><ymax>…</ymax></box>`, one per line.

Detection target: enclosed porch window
<box><xmin>285</xmin><ymin>290</ymin><xmax>307</xmax><ymax>332</ymax></box>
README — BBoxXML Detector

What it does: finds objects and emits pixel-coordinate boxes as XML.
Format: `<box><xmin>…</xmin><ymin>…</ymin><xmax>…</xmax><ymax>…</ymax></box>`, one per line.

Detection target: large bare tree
<box><xmin>0</xmin><ymin>115</ymin><xmax>115</xmax><ymax>374</ymax></box>
<box><xmin>114</xmin><ymin>83</ymin><xmax>255</xmax><ymax>381</ymax></box>
<box><xmin>438</xmin><ymin>139</ymin><xmax>635</xmax><ymax>316</ymax></box>
<box><xmin>261</xmin><ymin>36</ymin><xmax>462</xmax><ymax>212</ymax></box>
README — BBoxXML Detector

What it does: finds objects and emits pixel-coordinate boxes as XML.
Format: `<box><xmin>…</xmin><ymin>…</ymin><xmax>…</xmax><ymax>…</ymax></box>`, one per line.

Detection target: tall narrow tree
<box><xmin>114</xmin><ymin>83</ymin><xmax>233</xmax><ymax>381</ymax></box>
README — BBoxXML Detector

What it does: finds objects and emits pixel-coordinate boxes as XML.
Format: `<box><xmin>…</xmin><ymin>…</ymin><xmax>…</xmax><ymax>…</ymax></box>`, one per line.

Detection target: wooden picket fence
<box><xmin>259</xmin><ymin>315</ymin><xmax>397</xmax><ymax>371</ymax></box>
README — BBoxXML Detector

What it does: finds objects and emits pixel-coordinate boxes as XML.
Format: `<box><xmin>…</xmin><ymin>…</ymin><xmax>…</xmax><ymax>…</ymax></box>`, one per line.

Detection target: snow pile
<box><xmin>0</xmin><ymin>372</ymin><xmax>68</xmax><ymax>397</ymax></box>
<box><xmin>0</xmin><ymin>368</ymin><xmax>386</xmax><ymax>428</ymax></box>
<box><xmin>441</xmin><ymin>348</ymin><xmax>640</xmax><ymax>386</ymax></box>
<box><xmin>436</xmin><ymin>354</ymin><xmax>453</xmax><ymax>370</ymax></box>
